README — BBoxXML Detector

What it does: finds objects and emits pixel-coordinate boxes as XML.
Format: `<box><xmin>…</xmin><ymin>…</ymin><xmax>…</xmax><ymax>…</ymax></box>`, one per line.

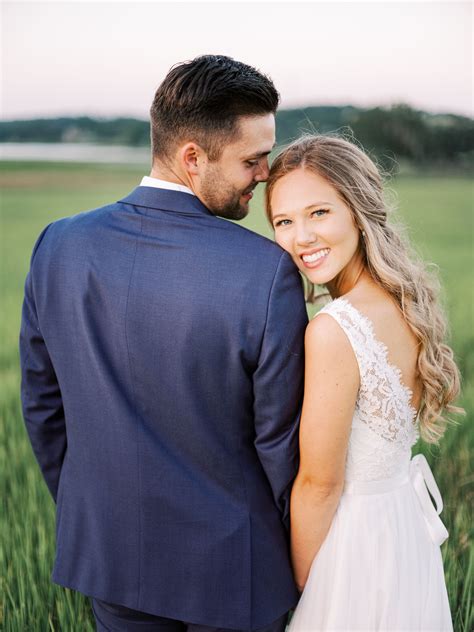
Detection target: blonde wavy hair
<box><xmin>265</xmin><ymin>134</ymin><xmax>463</xmax><ymax>443</ymax></box>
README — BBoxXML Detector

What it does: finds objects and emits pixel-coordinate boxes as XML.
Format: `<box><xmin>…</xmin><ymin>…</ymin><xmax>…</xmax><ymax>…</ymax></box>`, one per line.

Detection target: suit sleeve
<box><xmin>19</xmin><ymin>225</ymin><xmax>66</xmax><ymax>502</ymax></box>
<box><xmin>253</xmin><ymin>252</ymin><xmax>308</xmax><ymax>530</ymax></box>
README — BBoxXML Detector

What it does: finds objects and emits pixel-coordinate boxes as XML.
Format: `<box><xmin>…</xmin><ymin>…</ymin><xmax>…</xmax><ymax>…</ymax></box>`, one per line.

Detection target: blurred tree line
<box><xmin>1</xmin><ymin>104</ymin><xmax>473</xmax><ymax>169</ymax></box>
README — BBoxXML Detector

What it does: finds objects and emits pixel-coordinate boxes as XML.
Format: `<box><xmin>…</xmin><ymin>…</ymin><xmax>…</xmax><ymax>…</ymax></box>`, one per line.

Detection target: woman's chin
<box><xmin>301</xmin><ymin>267</ymin><xmax>334</xmax><ymax>286</ymax></box>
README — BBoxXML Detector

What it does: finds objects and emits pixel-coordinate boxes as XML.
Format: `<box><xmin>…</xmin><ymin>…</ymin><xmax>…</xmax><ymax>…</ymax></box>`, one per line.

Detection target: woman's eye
<box><xmin>312</xmin><ymin>209</ymin><xmax>329</xmax><ymax>217</ymax></box>
<box><xmin>274</xmin><ymin>219</ymin><xmax>291</xmax><ymax>227</ymax></box>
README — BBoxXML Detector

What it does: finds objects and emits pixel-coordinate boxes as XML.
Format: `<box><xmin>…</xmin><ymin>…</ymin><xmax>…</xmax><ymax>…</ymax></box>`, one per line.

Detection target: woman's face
<box><xmin>269</xmin><ymin>168</ymin><xmax>362</xmax><ymax>288</ymax></box>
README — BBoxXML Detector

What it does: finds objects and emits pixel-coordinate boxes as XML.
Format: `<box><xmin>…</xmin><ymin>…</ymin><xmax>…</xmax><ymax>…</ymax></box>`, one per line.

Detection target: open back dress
<box><xmin>288</xmin><ymin>297</ymin><xmax>452</xmax><ymax>631</ymax></box>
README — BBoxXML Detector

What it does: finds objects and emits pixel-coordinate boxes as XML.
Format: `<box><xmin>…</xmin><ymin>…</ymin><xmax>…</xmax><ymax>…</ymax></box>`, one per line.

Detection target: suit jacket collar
<box><xmin>119</xmin><ymin>186</ymin><xmax>214</xmax><ymax>217</ymax></box>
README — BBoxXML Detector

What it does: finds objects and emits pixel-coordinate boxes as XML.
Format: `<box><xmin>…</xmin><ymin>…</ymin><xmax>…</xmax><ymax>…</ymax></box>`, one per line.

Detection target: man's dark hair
<box><xmin>150</xmin><ymin>55</ymin><xmax>280</xmax><ymax>163</ymax></box>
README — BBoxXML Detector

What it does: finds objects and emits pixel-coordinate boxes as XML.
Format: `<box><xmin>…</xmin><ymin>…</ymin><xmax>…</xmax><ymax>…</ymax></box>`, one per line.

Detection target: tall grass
<box><xmin>1</xmin><ymin>162</ymin><xmax>472</xmax><ymax>630</ymax></box>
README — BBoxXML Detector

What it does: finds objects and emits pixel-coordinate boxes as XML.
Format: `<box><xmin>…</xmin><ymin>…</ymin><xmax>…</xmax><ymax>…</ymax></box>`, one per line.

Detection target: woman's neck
<box><xmin>326</xmin><ymin>256</ymin><xmax>370</xmax><ymax>299</ymax></box>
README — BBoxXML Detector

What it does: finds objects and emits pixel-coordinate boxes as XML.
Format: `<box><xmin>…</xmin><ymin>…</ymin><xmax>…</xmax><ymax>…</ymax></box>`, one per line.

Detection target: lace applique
<box><xmin>317</xmin><ymin>297</ymin><xmax>419</xmax><ymax>450</ymax></box>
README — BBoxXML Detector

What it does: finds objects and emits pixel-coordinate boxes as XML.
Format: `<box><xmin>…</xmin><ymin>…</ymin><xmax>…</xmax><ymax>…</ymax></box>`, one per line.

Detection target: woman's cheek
<box><xmin>275</xmin><ymin>231</ymin><xmax>290</xmax><ymax>253</ymax></box>
<box><xmin>327</xmin><ymin>217</ymin><xmax>358</xmax><ymax>251</ymax></box>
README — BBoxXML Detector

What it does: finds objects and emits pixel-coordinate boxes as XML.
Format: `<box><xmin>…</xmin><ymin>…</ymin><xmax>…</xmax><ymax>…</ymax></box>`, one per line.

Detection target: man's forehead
<box><xmin>236</xmin><ymin>113</ymin><xmax>275</xmax><ymax>135</ymax></box>
<box><xmin>233</xmin><ymin>114</ymin><xmax>275</xmax><ymax>153</ymax></box>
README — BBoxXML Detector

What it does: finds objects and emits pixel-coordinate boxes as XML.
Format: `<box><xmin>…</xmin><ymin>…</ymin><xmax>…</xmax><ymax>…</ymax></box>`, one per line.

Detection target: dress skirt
<box><xmin>288</xmin><ymin>456</ymin><xmax>452</xmax><ymax>631</ymax></box>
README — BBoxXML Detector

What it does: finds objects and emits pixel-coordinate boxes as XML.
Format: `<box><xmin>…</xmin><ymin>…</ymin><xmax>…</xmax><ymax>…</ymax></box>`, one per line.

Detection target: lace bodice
<box><xmin>318</xmin><ymin>297</ymin><xmax>419</xmax><ymax>482</ymax></box>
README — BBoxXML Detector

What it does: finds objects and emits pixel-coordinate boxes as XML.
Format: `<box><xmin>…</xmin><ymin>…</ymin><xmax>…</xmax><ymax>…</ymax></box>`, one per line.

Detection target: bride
<box><xmin>265</xmin><ymin>135</ymin><xmax>462</xmax><ymax>631</ymax></box>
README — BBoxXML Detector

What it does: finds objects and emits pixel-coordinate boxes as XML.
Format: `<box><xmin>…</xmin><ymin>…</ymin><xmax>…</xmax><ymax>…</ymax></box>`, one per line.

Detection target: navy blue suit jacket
<box><xmin>19</xmin><ymin>186</ymin><xmax>308</xmax><ymax>629</ymax></box>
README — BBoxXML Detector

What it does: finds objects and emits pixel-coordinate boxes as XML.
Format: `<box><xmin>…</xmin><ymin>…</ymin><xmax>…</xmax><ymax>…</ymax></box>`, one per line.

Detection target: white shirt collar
<box><xmin>140</xmin><ymin>176</ymin><xmax>195</xmax><ymax>196</ymax></box>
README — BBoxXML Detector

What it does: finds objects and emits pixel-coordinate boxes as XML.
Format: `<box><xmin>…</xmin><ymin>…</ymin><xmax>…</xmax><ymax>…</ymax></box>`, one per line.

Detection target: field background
<box><xmin>1</xmin><ymin>161</ymin><xmax>472</xmax><ymax>631</ymax></box>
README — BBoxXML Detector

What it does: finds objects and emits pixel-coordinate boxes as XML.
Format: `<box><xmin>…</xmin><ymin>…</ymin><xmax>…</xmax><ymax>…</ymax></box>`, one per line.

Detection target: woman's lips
<box><xmin>300</xmin><ymin>248</ymin><xmax>330</xmax><ymax>269</ymax></box>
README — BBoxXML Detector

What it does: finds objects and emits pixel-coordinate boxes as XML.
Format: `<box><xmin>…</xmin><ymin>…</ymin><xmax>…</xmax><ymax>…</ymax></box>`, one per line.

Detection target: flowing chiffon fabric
<box><xmin>288</xmin><ymin>298</ymin><xmax>452</xmax><ymax>631</ymax></box>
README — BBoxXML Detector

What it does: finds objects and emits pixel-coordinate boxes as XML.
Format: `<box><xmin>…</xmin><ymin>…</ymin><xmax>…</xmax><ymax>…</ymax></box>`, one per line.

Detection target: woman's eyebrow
<box><xmin>272</xmin><ymin>202</ymin><xmax>332</xmax><ymax>219</ymax></box>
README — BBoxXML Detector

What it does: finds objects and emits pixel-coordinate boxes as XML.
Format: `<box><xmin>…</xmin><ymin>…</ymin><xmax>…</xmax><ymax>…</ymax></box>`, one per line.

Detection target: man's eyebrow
<box><xmin>244</xmin><ymin>143</ymin><xmax>276</xmax><ymax>159</ymax></box>
<box><xmin>244</xmin><ymin>150</ymin><xmax>272</xmax><ymax>160</ymax></box>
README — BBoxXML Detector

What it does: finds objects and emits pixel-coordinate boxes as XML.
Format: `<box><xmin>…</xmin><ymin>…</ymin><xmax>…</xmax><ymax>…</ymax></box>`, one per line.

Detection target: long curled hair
<box><xmin>265</xmin><ymin>134</ymin><xmax>463</xmax><ymax>443</ymax></box>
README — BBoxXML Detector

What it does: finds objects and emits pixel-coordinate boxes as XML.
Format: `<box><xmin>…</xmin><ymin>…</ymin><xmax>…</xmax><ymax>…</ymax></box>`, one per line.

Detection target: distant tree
<box><xmin>350</xmin><ymin>105</ymin><xmax>427</xmax><ymax>162</ymax></box>
<box><xmin>275</xmin><ymin>105</ymin><xmax>358</xmax><ymax>144</ymax></box>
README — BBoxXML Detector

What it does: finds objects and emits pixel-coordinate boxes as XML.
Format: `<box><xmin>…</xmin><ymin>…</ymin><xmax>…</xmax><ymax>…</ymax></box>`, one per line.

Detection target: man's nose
<box><xmin>254</xmin><ymin>159</ymin><xmax>270</xmax><ymax>182</ymax></box>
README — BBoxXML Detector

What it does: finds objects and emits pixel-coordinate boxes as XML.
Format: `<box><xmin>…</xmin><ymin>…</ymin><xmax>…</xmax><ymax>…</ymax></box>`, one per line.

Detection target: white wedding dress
<box><xmin>288</xmin><ymin>298</ymin><xmax>452</xmax><ymax>631</ymax></box>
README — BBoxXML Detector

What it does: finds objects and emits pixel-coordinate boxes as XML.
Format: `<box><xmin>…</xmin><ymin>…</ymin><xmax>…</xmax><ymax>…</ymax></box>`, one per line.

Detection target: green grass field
<box><xmin>1</xmin><ymin>161</ymin><xmax>472</xmax><ymax>631</ymax></box>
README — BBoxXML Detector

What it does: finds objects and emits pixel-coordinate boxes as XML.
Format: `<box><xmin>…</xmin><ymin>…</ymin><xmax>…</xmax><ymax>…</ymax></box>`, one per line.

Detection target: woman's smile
<box><xmin>300</xmin><ymin>247</ymin><xmax>331</xmax><ymax>268</ymax></box>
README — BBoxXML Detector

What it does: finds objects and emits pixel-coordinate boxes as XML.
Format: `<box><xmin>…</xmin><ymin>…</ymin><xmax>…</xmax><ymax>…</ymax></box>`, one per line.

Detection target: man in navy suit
<box><xmin>20</xmin><ymin>55</ymin><xmax>308</xmax><ymax>631</ymax></box>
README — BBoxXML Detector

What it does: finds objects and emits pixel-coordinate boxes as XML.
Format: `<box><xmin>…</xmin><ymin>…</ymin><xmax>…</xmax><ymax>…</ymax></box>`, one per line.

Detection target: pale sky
<box><xmin>1</xmin><ymin>1</ymin><xmax>472</xmax><ymax>120</ymax></box>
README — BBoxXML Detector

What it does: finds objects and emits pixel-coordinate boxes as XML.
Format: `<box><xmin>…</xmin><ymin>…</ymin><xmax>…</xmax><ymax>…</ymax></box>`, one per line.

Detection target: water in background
<box><xmin>0</xmin><ymin>142</ymin><xmax>150</xmax><ymax>164</ymax></box>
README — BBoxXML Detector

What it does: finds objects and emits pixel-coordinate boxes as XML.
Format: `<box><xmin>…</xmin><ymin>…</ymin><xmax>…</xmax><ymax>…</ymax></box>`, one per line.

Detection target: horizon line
<box><xmin>1</xmin><ymin>102</ymin><xmax>473</xmax><ymax>124</ymax></box>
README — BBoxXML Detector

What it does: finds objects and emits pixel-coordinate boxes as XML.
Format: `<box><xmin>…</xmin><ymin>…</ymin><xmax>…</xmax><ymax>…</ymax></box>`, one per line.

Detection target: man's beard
<box><xmin>201</xmin><ymin>166</ymin><xmax>254</xmax><ymax>220</ymax></box>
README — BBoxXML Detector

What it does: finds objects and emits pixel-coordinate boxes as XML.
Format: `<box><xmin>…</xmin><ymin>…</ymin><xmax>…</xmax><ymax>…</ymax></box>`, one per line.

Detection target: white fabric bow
<box><xmin>410</xmin><ymin>454</ymin><xmax>449</xmax><ymax>546</ymax></box>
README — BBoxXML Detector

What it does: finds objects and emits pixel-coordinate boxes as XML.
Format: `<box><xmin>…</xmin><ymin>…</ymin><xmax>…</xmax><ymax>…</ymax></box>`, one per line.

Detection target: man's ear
<box><xmin>180</xmin><ymin>142</ymin><xmax>206</xmax><ymax>177</ymax></box>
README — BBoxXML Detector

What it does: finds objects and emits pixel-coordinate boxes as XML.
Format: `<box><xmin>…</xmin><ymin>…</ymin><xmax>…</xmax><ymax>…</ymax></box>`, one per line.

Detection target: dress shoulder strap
<box><xmin>316</xmin><ymin>297</ymin><xmax>373</xmax><ymax>375</ymax></box>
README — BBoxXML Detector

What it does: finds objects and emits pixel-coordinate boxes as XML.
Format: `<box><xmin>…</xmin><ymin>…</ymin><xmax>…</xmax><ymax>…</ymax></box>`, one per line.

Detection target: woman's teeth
<box><xmin>302</xmin><ymin>248</ymin><xmax>330</xmax><ymax>263</ymax></box>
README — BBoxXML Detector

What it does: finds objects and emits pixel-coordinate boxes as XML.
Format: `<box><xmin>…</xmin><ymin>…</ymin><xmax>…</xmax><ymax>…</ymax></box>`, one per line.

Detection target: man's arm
<box><xmin>19</xmin><ymin>226</ymin><xmax>66</xmax><ymax>502</ymax></box>
<box><xmin>253</xmin><ymin>252</ymin><xmax>308</xmax><ymax>530</ymax></box>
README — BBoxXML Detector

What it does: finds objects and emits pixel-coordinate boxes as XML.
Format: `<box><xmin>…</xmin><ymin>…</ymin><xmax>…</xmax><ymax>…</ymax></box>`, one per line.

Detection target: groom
<box><xmin>20</xmin><ymin>55</ymin><xmax>308</xmax><ymax>631</ymax></box>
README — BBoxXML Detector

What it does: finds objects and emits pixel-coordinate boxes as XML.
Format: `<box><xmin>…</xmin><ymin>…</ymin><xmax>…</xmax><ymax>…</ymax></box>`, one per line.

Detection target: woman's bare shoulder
<box><xmin>306</xmin><ymin>311</ymin><xmax>357</xmax><ymax>366</ymax></box>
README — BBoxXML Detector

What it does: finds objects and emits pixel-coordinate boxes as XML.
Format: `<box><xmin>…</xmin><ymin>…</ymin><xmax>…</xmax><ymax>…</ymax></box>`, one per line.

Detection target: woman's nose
<box><xmin>295</xmin><ymin>223</ymin><xmax>318</xmax><ymax>246</ymax></box>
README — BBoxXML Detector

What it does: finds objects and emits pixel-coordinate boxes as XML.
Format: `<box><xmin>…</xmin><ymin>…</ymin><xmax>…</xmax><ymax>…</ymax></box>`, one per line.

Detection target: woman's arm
<box><xmin>290</xmin><ymin>313</ymin><xmax>359</xmax><ymax>591</ymax></box>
